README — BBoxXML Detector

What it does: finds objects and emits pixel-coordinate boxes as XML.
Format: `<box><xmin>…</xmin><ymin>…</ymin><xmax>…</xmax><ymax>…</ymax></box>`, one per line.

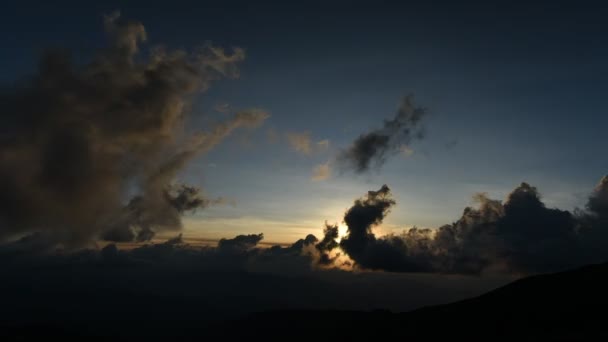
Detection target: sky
<box><xmin>1</xmin><ymin>1</ymin><xmax>608</xmax><ymax>244</ymax></box>
<box><xmin>4</xmin><ymin>2</ymin><xmax>608</xmax><ymax>334</ymax></box>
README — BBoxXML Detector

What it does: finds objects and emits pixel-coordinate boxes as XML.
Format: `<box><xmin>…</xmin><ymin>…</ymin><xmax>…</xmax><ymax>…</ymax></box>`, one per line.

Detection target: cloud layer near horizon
<box><xmin>3</xmin><ymin>175</ymin><xmax>608</xmax><ymax>277</ymax></box>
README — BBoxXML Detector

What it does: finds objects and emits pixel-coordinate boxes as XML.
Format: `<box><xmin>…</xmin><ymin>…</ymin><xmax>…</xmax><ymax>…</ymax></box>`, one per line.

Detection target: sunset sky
<box><xmin>4</xmin><ymin>3</ymin><xmax>608</xmax><ymax>338</ymax></box>
<box><xmin>1</xmin><ymin>1</ymin><xmax>607</xmax><ymax>245</ymax></box>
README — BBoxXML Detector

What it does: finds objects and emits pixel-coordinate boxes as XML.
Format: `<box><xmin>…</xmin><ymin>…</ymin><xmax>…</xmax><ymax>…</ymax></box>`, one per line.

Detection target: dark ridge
<box><xmin>225</xmin><ymin>262</ymin><xmax>608</xmax><ymax>340</ymax></box>
<box><xmin>2</xmin><ymin>262</ymin><xmax>608</xmax><ymax>340</ymax></box>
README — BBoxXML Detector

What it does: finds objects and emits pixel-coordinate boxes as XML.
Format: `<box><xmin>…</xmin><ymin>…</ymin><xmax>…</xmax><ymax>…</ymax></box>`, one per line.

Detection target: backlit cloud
<box><xmin>316</xmin><ymin>176</ymin><xmax>608</xmax><ymax>275</ymax></box>
<box><xmin>0</xmin><ymin>12</ymin><xmax>267</xmax><ymax>246</ymax></box>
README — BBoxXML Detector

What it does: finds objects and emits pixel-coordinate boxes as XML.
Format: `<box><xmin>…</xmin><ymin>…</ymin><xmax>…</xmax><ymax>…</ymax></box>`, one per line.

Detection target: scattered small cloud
<box><xmin>317</xmin><ymin>139</ymin><xmax>330</xmax><ymax>150</ymax></box>
<box><xmin>445</xmin><ymin>139</ymin><xmax>458</xmax><ymax>149</ymax></box>
<box><xmin>311</xmin><ymin>162</ymin><xmax>332</xmax><ymax>181</ymax></box>
<box><xmin>214</xmin><ymin>103</ymin><xmax>231</xmax><ymax>113</ymax></box>
<box><xmin>266</xmin><ymin>127</ymin><xmax>281</xmax><ymax>144</ymax></box>
<box><xmin>399</xmin><ymin>145</ymin><xmax>414</xmax><ymax>157</ymax></box>
<box><xmin>284</xmin><ymin>131</ymin><xmax>330</xmax><ymax>156</ymax></box>
<box><xmin>286</xmin><ymin>131</ymin><xmax>313</xmax><ymax>155</ymax></box>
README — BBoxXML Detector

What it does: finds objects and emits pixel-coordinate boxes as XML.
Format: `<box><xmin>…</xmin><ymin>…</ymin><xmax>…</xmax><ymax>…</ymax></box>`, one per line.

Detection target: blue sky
<box><xmin>2</xmin><ymin>1</ymin><xmax>608</xmax><ymax>243</ymax></box>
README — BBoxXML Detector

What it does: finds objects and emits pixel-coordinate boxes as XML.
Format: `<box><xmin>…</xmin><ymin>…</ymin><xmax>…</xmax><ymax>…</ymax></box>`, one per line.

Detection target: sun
<box><xmin>337</xmin><ymin>223</ymin><xmax>349</xmax><ymax>241</ymax></box>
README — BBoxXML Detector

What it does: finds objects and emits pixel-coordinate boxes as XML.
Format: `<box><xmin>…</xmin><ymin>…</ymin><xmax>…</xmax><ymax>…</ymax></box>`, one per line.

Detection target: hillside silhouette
<box><xmin>2</xmin><ymin>262</ymin><xmax>607</xmax><ymax>340</ymax></box>
<box><xmin>225</xmin><ymin>262</ymin><xmax>608</xmax><ymax>340</ymax></box>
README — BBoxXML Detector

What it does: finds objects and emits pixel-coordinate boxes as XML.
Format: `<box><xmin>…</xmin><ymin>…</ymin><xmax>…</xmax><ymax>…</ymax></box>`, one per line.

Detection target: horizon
<box><xmin>2</xmin><ymin>2</ymin><xmax>608</xmax><ymax>339</ymax></box>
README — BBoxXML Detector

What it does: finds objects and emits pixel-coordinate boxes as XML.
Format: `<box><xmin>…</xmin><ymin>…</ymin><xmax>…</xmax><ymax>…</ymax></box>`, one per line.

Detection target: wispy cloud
<box><xmin>0</xmin><ymin>12</ymin><xmax>267</xmax><ymax>246</ymax></box>
<box><xmin>286</xmin><ymin>131</ymin><xmax>313</xmax><ymax>155</ymax></box>
<box><xmin>337</xmin><ymin>95</ymin><xmax>427</xmax><ymax>173</ymax></box>
<box><xmin>311</xmin><ymin>162</ymin><xmax>332</xmax><ymax>181</ymax></box>
<box><xmin>399</xmin><ymin>145</ymin><xmax>414</xmax><ymax>157</ymax></box>
<box><xmin>213</xmin><ymin>103</ymin><xmax>231</xmax><ymax>113</ymax></box>
<box><xmin>281</xmin><ymin>131</ymin><xmax>331</xmax><ymax>156</ymax></box>
<box><xmin>317</xmin><ymin>139</ymin><xmax>330</xmax><ymax>150</ymax></box>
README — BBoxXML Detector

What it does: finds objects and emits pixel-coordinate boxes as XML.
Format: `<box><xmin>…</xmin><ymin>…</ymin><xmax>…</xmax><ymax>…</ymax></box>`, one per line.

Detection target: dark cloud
<box><xmin>574</xmin><ymin>176</ymin><xmax>608</xmax><ymax>263</ymax></box>
<box><xmin>445</xmin><ymin>139</ymin><xmax>458</xmax><ymax>149</ymax></box>
<box><xmin>324</xmin><ymin>178</ymin><xmax>608</xmax><ymax>275</ymax></box>
<box><xmin>218</xmin><ymin>233</ymin><xmax>264</xmax><ymax>253</ymax></box>
<box><xmin>316</xmin><ymin>223</ymin><xmax>339</xmax><ymax>252</ymax></box>
<box><xmin>315</xmin><ymin>222</ymin><xmax>339</xmax><ymax>265</ymax></box>
<box><xmin>290</xmin><ymin>234</ymin><xmax>319</xmax><ymax>252</ymax></box>
<box><xmin>423</xmin><ymin>183</ymin><xmax>580</xmax><ymax>274</ymax></box>
<box><xmin>339</xmin><ymin>185</ymin><xmax>397</xmax><ymax>268</ymax></box>
<box><xmin>101</xmin><ymin>225</ymin><xmax>136</xmax><ymax>243</ymax></box>
<box><xmin>337</xmin><ymin>95</ymin><xmax>427</xmax><ymax>173</ymax></box>
<box><xmin>0</xmin><ymin>13</ymin><xmax>267</xmax><ymax>246</ymax></box>
<box><xmin>585</xmin><ymin>175</ymin><xmax>608</xmax><ymax>218</ymax></box>
<box><xmin>336</xmin><ymin>185</ymin><xmax>434</xmax><ymax>272</ymax></box>
<box><xmin>165</xmin><ymin>185</ymin><xmax>211</xmax><ymax>213</ymax></box>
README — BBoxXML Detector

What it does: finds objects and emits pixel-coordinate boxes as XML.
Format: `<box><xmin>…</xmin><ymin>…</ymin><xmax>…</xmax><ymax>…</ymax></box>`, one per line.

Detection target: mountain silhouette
<box><xmin>224</xmin><ymin>262</ymin><xmax>608</xmax><ymax>340</ymax></box>
<box><xmin>2</xmin><ymin>263</ymin><xmax>608</xmax><ymax>340</ymax></box>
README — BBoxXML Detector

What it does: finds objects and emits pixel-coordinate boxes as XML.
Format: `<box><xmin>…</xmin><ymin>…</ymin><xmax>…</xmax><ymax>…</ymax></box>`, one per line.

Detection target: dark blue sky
<box><xmin>2</xmin><ymin>1</ymin><xmax>607</xmax><ymax>242</ymax></box>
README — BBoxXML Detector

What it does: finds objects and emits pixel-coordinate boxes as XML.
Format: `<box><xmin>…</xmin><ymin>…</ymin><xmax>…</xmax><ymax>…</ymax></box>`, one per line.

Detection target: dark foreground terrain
<box><xmin>2</xmin><ymin>263</ymin><xmax>608</xmax><ymax>341</ymax></box>
<box><xmin>233</xmin><ymin>262</ymin><xmax>608</xmax><ymax>341</ymax></box>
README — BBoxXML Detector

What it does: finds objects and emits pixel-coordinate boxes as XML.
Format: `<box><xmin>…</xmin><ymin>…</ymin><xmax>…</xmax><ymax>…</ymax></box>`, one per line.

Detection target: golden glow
<box><xmin>337</xmin><ymin>223</ymin><xmax>349</xmax><ymax>240</ymax></box>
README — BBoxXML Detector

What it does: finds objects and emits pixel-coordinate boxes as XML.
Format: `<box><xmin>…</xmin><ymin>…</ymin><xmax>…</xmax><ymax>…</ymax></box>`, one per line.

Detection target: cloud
<box><xmin>423</xmin><ymin>183</ymin><xmax>579</xmax><ymax>274</ymax></box>
<box><xmin>214</xmin><ymin>103</ymin><xmax>231</xmax><ymax>113</ymax></box>
<box><xmin>286</xmin><ymin>131</ymin><xmax>313</xmax><ymax>155</ymax></box>
<box><xmin>0</xmin><ymin>13</ymin><xmax>267</xmax><ymax>246</ymax></box>
<box><xmin>445</xmin><ymin>139</ymin><xmax>458</xmax><ymax>149</ymax></box>
<box><xmin>337</xmin><ymin>95</ymin><xmax>427</xmax><ymax>173</ymax></box>
<box><xmin>584</xmin><ymin>175</ymin><xmax>608</xmax><ymax>217</ymax></box>
<box><xmin>337</xmin><ymin>185</ymin><xmax>406</xmax><ymax>271</ymax></box>
<box><xmin>266</xmin><ymin>127</ymin><xmax>331</xmax><ymax>156</ymax></box>
<box><xmin>101</xmin><ymin>184</ymin><xmax>239</xmax><ymax>243</ymax></box>
<box><xmin>317</xmin><ymin>139</ymin><xmax>330</xmax><ymax>150</ymax></box>
<box><xmin>218</xmin><ymin>233</ymin><xmax>264</xmax><ymax>253</ymax></box>
<box><xmin>399</xmin><ymin>145</ymin><xmax>414</xmax><ymax>157</ymax></box>
<box><xmin>311</xmin><ymin>162</ymin><xmax>332</xmax><ymax>181</ymax></box>
<box><xmin>285</xmin><ymin>132</ymin><xmax>330</xmax><ymax>156</ymax></box>
<box><xmin>315</xmin><ymin>222</ymin><xmax>339</xmax><ymax>265</ymax></box>
<box><xmin>574</xmin><ymin>176</ymin><xmax>608</xmax><ymax>262</ymax></box>
<box><xmin>265</xmin><ymin>127</ymin><xmax>281</xmax><ymax>144</ymax></box>
<box><xmin>317</xmin><ymin>178</ymin><xmax>608</xmax><ymax>275</ymax></box>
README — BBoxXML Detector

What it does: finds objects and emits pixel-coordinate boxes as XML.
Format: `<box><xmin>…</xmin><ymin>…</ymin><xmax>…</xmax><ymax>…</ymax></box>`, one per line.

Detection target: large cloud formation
<box><xmin>337</xmin><ymin>95</ymin><xmax>426</xmax><ymax>173</ymax></box>
<box><xmin>0</xmin><ymin>13</ymin><xmax>267</xmax><ymax>246</ymax></box>
<box><xmin>319</xmin><ymin>178</ymin><xmax>608</xmax><ymax>275</ymax></box>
